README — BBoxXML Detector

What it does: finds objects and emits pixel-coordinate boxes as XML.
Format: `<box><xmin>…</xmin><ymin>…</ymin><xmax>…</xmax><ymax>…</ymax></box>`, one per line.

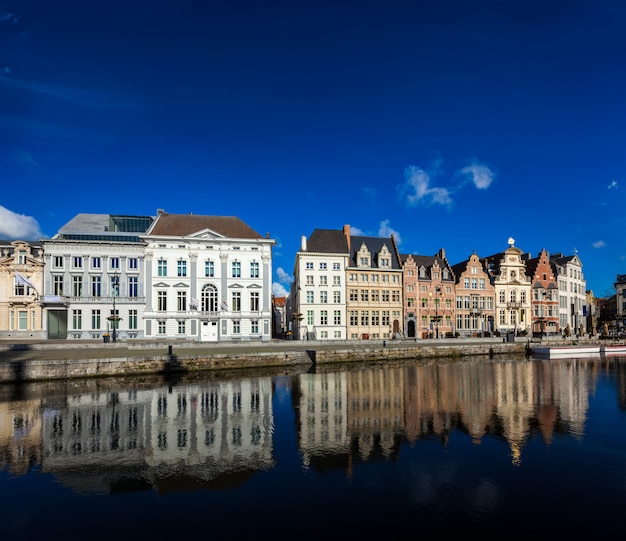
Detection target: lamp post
<box><xmin>429</xmin><ymin>286</ymin><xmax>442</xmax><ymax>339</ymax></box>
<box><xmin>112</xmin><ymin>272</ymin><xmax>119</xmax><ymax>343</ymax></box>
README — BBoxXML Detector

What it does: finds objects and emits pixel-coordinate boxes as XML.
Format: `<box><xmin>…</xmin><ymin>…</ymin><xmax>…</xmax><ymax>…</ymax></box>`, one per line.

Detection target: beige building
<box><xmin>451</xmin><ymin>252</ymin><xmax>496</xmax><ymax>337</ymax></box>
<box><xmin>0</xmin><ymin>240</ymin><xmax>45</xmax><ymax>339</ymax></box>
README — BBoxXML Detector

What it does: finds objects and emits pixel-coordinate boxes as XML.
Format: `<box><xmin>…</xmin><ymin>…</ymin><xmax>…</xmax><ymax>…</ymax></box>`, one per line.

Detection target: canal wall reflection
<box><xmin>0</xmin><ymin>358</ymin><xmax>623</xmax><ymax>493</ymax></box>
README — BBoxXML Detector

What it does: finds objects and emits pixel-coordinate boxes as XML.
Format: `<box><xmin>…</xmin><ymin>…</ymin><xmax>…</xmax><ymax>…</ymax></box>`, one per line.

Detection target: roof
<box><xmin>306</xmin><ymin>229</ymin><xmax>349</xmax><ymax>253</ymax></box>
<box><xmin>350</xmin><ymin>236</ymin><xmax>401</xmax><ymax>269</ymax></box>
<box><xmin>146</xmin><ymin>213</ymin><xmax>264</xmax><ymax>239</ymax></box>
<box><xmin>51</xmin><ymin>213</ymin><xmax>154</xmax><ymax>242</ymax></box>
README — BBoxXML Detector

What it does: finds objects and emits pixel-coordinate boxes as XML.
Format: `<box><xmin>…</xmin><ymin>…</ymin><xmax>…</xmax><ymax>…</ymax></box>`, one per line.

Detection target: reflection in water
<box><xmin>0</xmin><ymin>358</ymin><xmax>620</xmax><ymax>494</ymax></box>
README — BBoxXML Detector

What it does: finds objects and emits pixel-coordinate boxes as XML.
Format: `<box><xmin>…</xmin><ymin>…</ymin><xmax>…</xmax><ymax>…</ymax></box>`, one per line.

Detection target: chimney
<box><xmin>301</xmin><ymin>235</ymin><xmax>307</xmax><ymax>251</ymax></box>
<box><xmin>343</xmin><ymin>224</ymin><xmax>350</xmax><ymax>252</ymax></box>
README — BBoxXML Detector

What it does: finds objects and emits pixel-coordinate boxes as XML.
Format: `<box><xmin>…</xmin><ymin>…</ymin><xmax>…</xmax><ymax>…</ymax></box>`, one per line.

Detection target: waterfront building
<box><xmin>290</xmin><ymin>228</ymin><xmax>349</xmax><ymax>340</ymax></box>
<box><xmin>482</xmin><ymin>237</ymin><xmax>532</xmax><ymax>335</ymax></box>
<box><xmin>550</xmin><ymin>251</ymin><xmax>587</xmax><ymax>334</ymax></box>
<box><xmin>141</xmin><ymin>211</ymin><xmax>275</xmax><ymax>341</ymax></box>
<box><xmin>346</xmin><ymin>228</ymin><xmax>403</xmax><ymax>340</ymax></box>
<box><xmin>402</xmin><ymin>249</ymin><xmax>455</xmax><ymax>339</ymax></box>
<box><xmin>613</xmin><ymin>274</ymin><xmax>626</xmax><ymax>334</ymax></box>
<box><xmin>523</xmin><ymin>248</ymin><xmax>559</xmax><ymax>336</ymax></box>
<box><xmin>450</xmin><ymin>252</ymin><xmax>496</xmax><ymax>337</ymax></box>
<box><xmin>0</xmin><ymin>240</ymin><xmax>45</xmax><ymax>339</ymax></box>
<box><xmin>41</xmin><ymin>214</ymin><xmax>153</xmax><ymax>340</ymax></box>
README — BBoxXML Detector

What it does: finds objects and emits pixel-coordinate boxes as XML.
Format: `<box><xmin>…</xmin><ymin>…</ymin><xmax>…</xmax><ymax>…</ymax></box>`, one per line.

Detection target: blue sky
<box><xmin>1</xmin><ymin>0</ymin><xmax>625</xmax><ymax>297</ymax></box>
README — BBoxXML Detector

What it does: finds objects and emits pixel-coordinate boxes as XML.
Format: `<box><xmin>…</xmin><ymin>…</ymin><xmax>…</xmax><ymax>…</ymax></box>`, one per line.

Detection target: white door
<box><xmin>200</xmin><ymin>320</ymin><xmax>218</xmax><ymax>342</ymax></box>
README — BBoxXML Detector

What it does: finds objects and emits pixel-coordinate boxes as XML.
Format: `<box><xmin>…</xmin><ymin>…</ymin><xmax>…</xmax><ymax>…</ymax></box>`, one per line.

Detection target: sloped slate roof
<box><xmin>307</xmin><ymin>229</ymin><xmax>349</xmax><ymax>253</ymax></box>
<box><xmin>147</xmin><ymin>214</ymin><xmax>263</xmax><ymax>239</ymax></box>
<box><xmin>350</xmin><ymin>236</ymin><xmax>401</xmax><ymax>269</ymax></box>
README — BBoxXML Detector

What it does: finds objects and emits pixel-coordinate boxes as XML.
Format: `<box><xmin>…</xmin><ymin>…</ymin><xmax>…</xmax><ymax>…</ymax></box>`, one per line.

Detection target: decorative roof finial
<box><xmin>507</xmin><ymin>237</ymin><xmax>515</xmax><ymax>247</ymax></box>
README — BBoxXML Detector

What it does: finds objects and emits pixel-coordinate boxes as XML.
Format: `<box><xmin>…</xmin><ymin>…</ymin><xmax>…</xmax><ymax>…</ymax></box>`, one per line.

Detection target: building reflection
<box><xmin>0</xmin><ymin>358</ymin><xmax>623</xmax><ymax>490</ymax></box>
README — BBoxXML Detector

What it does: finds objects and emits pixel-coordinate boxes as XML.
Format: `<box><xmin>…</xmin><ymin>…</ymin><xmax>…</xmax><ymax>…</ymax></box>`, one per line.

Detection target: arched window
<box><xmin>202</xmin><ymin>284</ymin><xmax>218</xmax><ymax>312</ymax></box>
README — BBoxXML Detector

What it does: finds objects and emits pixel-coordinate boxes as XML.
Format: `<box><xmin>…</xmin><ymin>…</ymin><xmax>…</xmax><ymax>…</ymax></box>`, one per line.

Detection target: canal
<box><xmin>1</xmin><ymin>355</ymin><xmax>625</xmax><ymax>538</ymax></box>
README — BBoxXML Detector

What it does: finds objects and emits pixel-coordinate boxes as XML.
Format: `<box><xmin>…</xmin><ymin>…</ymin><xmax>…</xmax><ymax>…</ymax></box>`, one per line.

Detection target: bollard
<box><xmin>168</xmin><ymin>345</ymin><xmax>173</xmax><ymax>355</ymax></box>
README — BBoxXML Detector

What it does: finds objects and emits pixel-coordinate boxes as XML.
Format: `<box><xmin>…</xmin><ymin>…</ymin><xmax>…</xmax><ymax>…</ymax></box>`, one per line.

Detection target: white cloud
<box><xmin>0</xmin><ymin>206</ymin><xmax>44</xmax><ymax>239</ymax></box>
<box><xmin>458</xmin><ymin>162</ymin><xmax>495</xmax><ymax>189</ymax></box>
<box><xmin>401</xmin><ymin>165</ymin><xmax>452</xmax><ymax>207</ymax></box>
<box><xmin>276</xmin><ymin>267</ymin><xmax>293</xmax><ymax>285</ymax></box>
<box><xmin>350</xmin><ymin>226</ymin><xmax>364</xmax><ymax>235</ymax></box>
<box><xmin>272</xmin><ymin>282</ymin><xmax>288</xmax><ymax>297</ymax></box>
<box><xmin>608</xmin><ymin>181</ymin><xmax>618</xmax><ymax>189</ymax></box>
<box><xmin>378</xmin><ymin>219</ymin><xmax>402</xmax><ymax>244</ymax></box>
<box><xmin>592</xmin><ymin>240</ymin><xmax>606</xmax><ymax>248</ymax></box>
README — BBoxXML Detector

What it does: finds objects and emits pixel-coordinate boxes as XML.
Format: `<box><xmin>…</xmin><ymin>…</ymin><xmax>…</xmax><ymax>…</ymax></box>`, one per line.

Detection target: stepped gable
<box><xmin>350</xmin><ymin>235</ymin><xmax>402</xmax><ymax>269</ymax></box>
<box><xmin>307</xmin><ymin>229</ymin><xmax>349</xmax><ymax>253</ymax></box>
<box><xmin>147</xmin><ymin>213</ymin><xmax>262</xmax><ymax>239</ymax></box>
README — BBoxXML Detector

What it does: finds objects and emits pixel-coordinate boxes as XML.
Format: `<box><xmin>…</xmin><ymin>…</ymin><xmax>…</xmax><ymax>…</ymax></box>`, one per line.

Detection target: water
<box><xmin>1</xmin><ymin>356</ymin><xmax>625</xmax><ymax>539</ymax></box>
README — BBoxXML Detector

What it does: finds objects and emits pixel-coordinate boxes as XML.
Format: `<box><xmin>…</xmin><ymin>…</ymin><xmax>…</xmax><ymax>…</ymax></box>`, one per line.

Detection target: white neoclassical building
<box><xmin>141</xmin><ymin>211</ymin><xmax>275</xmax><ymax>341</ymax></box>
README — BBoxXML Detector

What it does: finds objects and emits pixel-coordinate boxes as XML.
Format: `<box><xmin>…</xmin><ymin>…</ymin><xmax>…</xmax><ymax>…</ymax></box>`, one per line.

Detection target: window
<box><xmin>91</xmin><ymin>276</ymin><xmax>101</xmax><ymax>297</ymax></box>
<box><xmin>232</xmin><ymin>320</ymin><xmax>240</xmax><ymax>334</ymax></box>
<box><xmin>360</xmin><ymin>290</ymin><xmax>369</xmax><ymax>302</ymax></box>
<box><xmin>231</xmin><ymin>292</ymin><xmax>241</xmax><ymax>312</ymax></box>
<box><xmin>306</xmin><ymin>275</ymin><xmax>314</xmax><ymax>285</ymax></box>
<box><xmin>18</xmin><ymin>310</ymin><xmax>28</xmax><ymax>330</ymax></box>
<box><xmin>319</xmin><ymin>262</ymin><xmax>327</xmax><ymax>270</ymax></box>
<box><xmin>307</xmin><ymin>310</ymin><xmax>314</xmax><ymax>325</ymax></box>
<box><xmin>350</xmin><ymin>311</ymin><xmax>358</xmax><ymax>325</ymax></box>
<box><xmin>177</xmin><ymin>291</ymin><xmax>187</xmax><ymax>311</ymax></box>
<box><xmin>333</xmin><ymin>291</ymin><xmax>341</xmax><ymax>303</ymax></box>
<box><xmin>157</xmin><ymin>259</ymin><xmax>167</xmax><ymax>277</ymax></box>
<box><xmin>53</xmin><ymin>256</ymin><xmax>63</xmax><ymax>269</ymax></box>
<box><xmin>320</xmin><ymin>276</ymin><xmax>327</xmax><ymax>286</ymax></box>
<box><xmin>178</xmin><ymin>320</ymin><xmax>186</xmax><ymax>334</ymax></box>
<box><xmin>128</xmin><ymin>310</ymin><xmax>137</xmax><ymax>330</ymax></box>
<box><xmin>334</xmin><ymin>310</ymin><xmax>341</xmax><ymax>325</ymax></box>
<box><xmin>320</xmin><ymin>310</ymin><xmax>328</xmax><ymax>325</ymax></box>
<box><xmin>333</xmin><ymin>275</ymin><xmax>341</xmax><ymax>286</ymax></box>
<box><xmin>205</xmin><ymin>260</ymin><xmax>215</xmax><ymax>277</ymax></box>
<box><xmin>306</xmin><ymin>291</ymin><xmax>314</xmax><ymax>303</ymax></box>
<box><xmin>333</xmin><ymin>263</ymin><xmax>340</xmax><ymax>270</ymax></box>
<box><xmin>158</xmin><ymin>320</ymin><xmax>166</xmax><ymax>334</ymax></box>
<box><xmin>371</xmin><ymin>290</ymin><xmax>379</xmax><ymax>302</ymax></box>
<box><xmin>251</xmin><ymin>320</ymin><xmax>259</xmax><ymax>334</ymax></box>
<box><xmin>250</xmin><ymin>261</ymin><xmax>259</xmax><ymax>278</ymax></box>
<box><xmin>177</xmin><ymin>260</ymin><xmax>187</xmax><ymax>277</ymax></box>
<box><xmin>320</xmin><ymin>291</ymin><xmax>328</xmax><ymax>304</ymax></box>
<box><xmin>72</xmin><ymin>256</ymin><xmax>82</xmax><ymax>269</ymax></box>
<box><xmin>306</xmin><ymin>262</ymin><xmax>313</xmax><ymax>270</ymax></box>
<box><xmin>110</xmin><ymin>276</ymin><xmax>120</xmax><ymax>297</ymax></box>
<box><xmin>110</xmin><ymin>257</ymin><xmax>120</xmax><ymax>270</ymax></box>
<box><xmin>72</xmin><ymin>276</ymin><xmax>83</xmax><ymax>297</ymax></box>
<box><xmin>53</xmin><ymin>276</ymin><xmax>64</xmax><ymax>295</ymax></box>
<box><xmin>349</xmin><ymin>289</ymin><xmax>358</xmax><ymax>301</ymax></box>
<box><xmin>202</xmin><ymin>284</ymin><xmax>218</xmax><ymax>312</ymax></box>
<box><xmin>232</xmin><ymin>261</ymin><xmax>241</xmax><ymax>278</ymax></box>
<box><xmin>157</xmin><ymin>291</ymin><xmax>167</xmax><ymax>311</ymax></box>
<box><xmin>128</xmin><ymin>258</ymin><xmax>138</xmax><ymax>270</ymax></box>
<box><xmin>499</xmin><ymin>291</ymin><xmax>506</xmax><ymax>303</ymax></box>
<box><xmin>73</xmin><ymin>309</ymin><xmax>82</xmax><ymax>330</ymax></box>
<box><xmin>91</xmin><ymin>310</ymin><xmax>101</xmax><ymax>330</ymax></box>
<box><xmin>382</xmin><ymin>311</ymin><xmax>390</xmax><ymax>326</ymax></box>
<box><xmin>361</xmin><ymin>311</ymin><xmax>369</xmax><ymax>325</ymax></box>
<box><xmin>250</xmin><ymin>291</ymin><xmax>260</xmax><ymax>312</ymax></box>
<box><xmin>128</xmin><ymin>276</ymin><xmax>138</xmax><ymax>297</ymax></box>
<box><xmin>92</xmin><ymin>257</ymin><xmax>101</xmax><ymax>269</ymax></box>
<box><xmin>371</xmin><ymin>311</ymin><xmax>379</xmax><ymax>326</ymax></box>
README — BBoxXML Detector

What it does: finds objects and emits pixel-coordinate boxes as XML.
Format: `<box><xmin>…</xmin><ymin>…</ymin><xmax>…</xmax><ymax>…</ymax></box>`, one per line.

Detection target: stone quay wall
<box><xmin>0</xmin><ymin>339</ymin><xmax>530</xmax><ymax>383</ymax></box>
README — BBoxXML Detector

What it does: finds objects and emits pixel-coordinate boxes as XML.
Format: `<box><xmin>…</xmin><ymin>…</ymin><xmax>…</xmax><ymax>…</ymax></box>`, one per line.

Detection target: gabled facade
<box><xmin>613</xmin><ymin>274</ymin><xmax>626</xmax><ymax>334</ymax></box>
<box><xmin>142</xmin><ymin>211</ymin><xmax>275</xmax><ymax>342</ymax></box>
<box><xmin>404</xmin><ymin>249</ymin><xmax>455</xmax><ymax>338</ymax></box>
<box><xmin>523</xmin><ymin>249</ymin><xmax>559</xmax><ymax>336</ymax></box>
<box><xmin>346</xmin><ymin>229</ymin><xmax>403</xmax><ymax>340</ymax></box>
<box><xmin>41</xmin><ymin>214</ymin><xmax>153</xmax><ymax>340</ymax></box>
<box><xmin>450</xmin><ymin>252</ymin><xmax>495</xmax><ymax>337</ymax></box>
<box><xmin>0</xmin><ymin>240</ymin><xmax>45</xmax><ymax>339</ymax></box>
<box><xmin>290</xmin><ymin>227</ymin><xmax>349</xmax><ymax>340</ymax></box>
<box><xmin>482</xmin><ymin>238</ymin><xmax>532</xmax><ymax>335</ymax></box>
<box><xmin>550</xmin><ymin>251</ymin><xmax>587</xmax><ymax>334</ymax></box>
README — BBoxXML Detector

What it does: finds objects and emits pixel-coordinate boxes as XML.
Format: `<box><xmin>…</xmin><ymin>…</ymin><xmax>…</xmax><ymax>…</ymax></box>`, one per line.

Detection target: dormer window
<box><xmin>357</xmin><ymin>243</ymin><xmax>371</xmax><ymax>268</ymax></box>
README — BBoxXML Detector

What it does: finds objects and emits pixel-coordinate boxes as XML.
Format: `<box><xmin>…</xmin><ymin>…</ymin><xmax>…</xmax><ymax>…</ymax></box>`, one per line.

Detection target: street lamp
<box><xmin>429</xmin><ymin>286</ymin><xmax>442</xmax><ymax>339</ymax></box>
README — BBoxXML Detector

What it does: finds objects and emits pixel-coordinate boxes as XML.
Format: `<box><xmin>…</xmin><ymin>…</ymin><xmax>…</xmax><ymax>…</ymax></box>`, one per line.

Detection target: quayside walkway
<box><xmin>0</xmin><ymin>336</ymin><xmax>569</xmax><ymax>383</ymax></box>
